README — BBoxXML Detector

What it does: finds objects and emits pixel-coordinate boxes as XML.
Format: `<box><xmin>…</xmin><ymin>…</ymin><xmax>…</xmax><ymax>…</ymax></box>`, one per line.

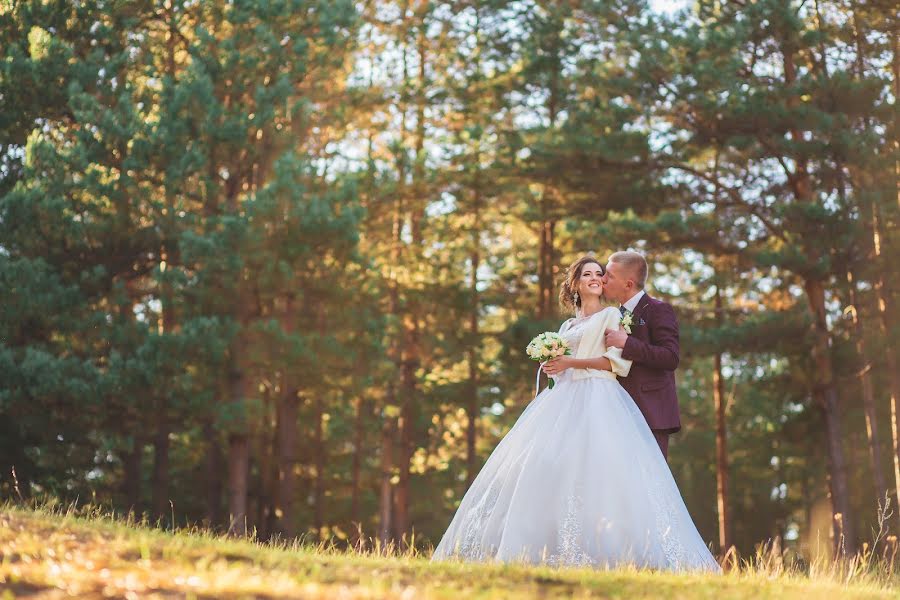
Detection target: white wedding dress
<box><xmin>432</xmin><ymin>308</ymin><xmax>720</xmax><ymax>572</ymax></box>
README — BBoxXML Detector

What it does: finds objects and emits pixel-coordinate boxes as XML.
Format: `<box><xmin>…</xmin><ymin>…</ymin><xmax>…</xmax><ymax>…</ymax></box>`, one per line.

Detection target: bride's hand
<box><xmin>542</xmin><ymin>356</ymin><xmax>573</xmax><ymax>375</ymax></box>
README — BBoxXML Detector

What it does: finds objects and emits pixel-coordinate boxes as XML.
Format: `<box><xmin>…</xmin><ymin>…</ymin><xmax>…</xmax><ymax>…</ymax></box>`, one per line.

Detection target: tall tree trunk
<box><xmin>465</xmin><ymin>11</ymin><xmax>485</xmax><ymax>490</ymax></box>
<box><xmin>537</xmin><ymin>214</ymin><xmax>557</xmax><ymax>319</ymax></box>
<box><xmin>712</xmin><ymin>283</ymin><xmax>732</xmax><ymax>552</ymax></box>
<box><xmin>312</xmin><ymin>395</ymin><xmax>326</xmax><ymax>537</ymax></box>
<box><xmin>806</xmin><ymin>278</ymin><xmax>857</xmax><ymax>555</ymax></box>
<box><xmin>226</xmin><ymin>344</ymin><xmax>253</xmax><ymax>536</ymax></box>
<box><xmin>466</xmin><ymin>244</ymin><xmax>480</xmax><ymax>488</ymax></box>
<box><xmin>378</xmin><ymin>408</ymin><xmax>395</xmax><ymax>549</ymax></box>
<box><xmin>873</xmin><ymin>199</ymin><xmax>900</xmax><ymax>527</ymax></box>
<box><xmin>847</xmin><ymin>269</ymin><xmax>889</xmax><ymax>509</ymax></box>
<box><xmin>780</xmin><ymin>40</ymin><xmax>857</xmax><ymax>556</ymax></box>
<box><xmin>150</xmin><ymin>11</ymin><xmax>181</xmax><ymax>526</ymax></box>
<box><xmin>393</xmin><ymin>341</ymin><xmax>418</xmax><ymax>545</ymax></box>
<box><xmin>377</xmin><ymin>16</ymin><xmax>409</xmax><ymax>546</ymax></box>
<box><xmin>537</xmin><ymin>37</ymin><xmax>562</xmax><ymax>320</ymax></box>
<box><xmin>227</xmin><ymin>432</ymin><xmax>250</xmax><ymax>536</ymax></box>
<box><xmin>123</xmin><ymin>435</ymin><xmax>143</xmax><ymax>514</ymax></box>
<box><xmin>275</xmin><ymin>388</ymin><xmax>299</xmax><ymax>538</ymax></box>
<box><xmin>378</xmin><ymin>202</ymin><xmax>401</xmax><ymax>548</ymax></box>
<box><xmin>350</xmin><ymin>396</ymin><xmax>367</xmax><ymax>531</ymax></box>
<box><xmin>151</xmin><ymin>252</ymin><xmax>177</xmax><ymax>521</ymax></box>
<box><xmin>204</xmin><ymin>421</ymin><xmax>224</xmax><ymax>528</ymax></box>
<box><xmin>392</xmin><ymin>16</ymin><xmax>427</xmax><ymax>547</ymax></box>
<box><xmin>224</xmin><ymin>172</ymin><xmax>255</xmax><ymax>536</ymax></box>
<box><xmin>255</xmin><ymin>385</ymin><xmax>275</xmax><ymax>541</ymax></box>
<box><xmin>151</xmin><ymin>418</ymin><xmax>170</xmax><ymax>521</ymax></box>
<box><xmin>275</xmin><ymin>295</ymin><xmax>300</xmax><ymax>539</ymax></box>
<box><xmin>116</xmin><ymin>285</ymin><xmax>144</xmax><ymax>515</ymax></box>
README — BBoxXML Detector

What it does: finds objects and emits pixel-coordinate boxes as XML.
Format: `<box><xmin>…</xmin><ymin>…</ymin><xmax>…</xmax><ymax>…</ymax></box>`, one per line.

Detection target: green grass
<box><xmin>0</xmin><ymin>504</ymin><xmax>896</xmax><ymax>599</ymax></box>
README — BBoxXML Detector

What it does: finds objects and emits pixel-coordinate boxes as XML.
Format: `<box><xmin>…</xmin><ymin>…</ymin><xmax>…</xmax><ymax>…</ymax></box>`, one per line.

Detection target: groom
<box><xmin>602</xmin><ymin>251</ymin><xmax>681</xmax><ymax>459</ymax></box>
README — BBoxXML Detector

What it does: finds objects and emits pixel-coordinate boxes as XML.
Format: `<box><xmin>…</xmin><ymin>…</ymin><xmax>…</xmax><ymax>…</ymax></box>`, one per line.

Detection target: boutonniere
<box><xmin>620</xmin><ymin>310</ymin><xmax>634</xmax><ymax>334</ymax></box>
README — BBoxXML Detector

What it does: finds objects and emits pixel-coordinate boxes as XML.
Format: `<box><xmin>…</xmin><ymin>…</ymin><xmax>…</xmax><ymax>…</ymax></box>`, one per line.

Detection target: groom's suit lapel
<box><xmin>631</xmin><ymin>293</ymin><xmax>653</xmax><ymax>323</ymax></box>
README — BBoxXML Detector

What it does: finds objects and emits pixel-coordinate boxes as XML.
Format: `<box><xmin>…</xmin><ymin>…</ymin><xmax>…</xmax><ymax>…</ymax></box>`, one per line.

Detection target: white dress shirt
<box><xmin>621</xmin><ymin>290</ymin><xmax>645</xmax><ymax>313</ymax></box>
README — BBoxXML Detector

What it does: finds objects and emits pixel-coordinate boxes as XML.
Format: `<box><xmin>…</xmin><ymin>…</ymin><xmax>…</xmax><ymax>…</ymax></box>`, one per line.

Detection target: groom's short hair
<box><xmin>609</xmin><ymin>251</ymin><xmax>648</xmax><ymax>289</ymax></box>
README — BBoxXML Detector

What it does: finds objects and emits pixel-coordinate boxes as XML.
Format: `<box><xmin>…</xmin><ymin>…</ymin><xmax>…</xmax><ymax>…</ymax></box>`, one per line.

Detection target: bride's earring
<box><xmin>573</xmin><ymin>290</ymin><xmax>580</xmax><ymax>305</ymax></box>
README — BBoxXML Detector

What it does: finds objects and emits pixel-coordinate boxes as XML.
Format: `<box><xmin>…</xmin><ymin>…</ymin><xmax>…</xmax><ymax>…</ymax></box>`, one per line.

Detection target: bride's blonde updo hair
<box><xmin>559</xmin><ymin>255</ymin><xmax>605</xmax><ymax>314</ymax></box>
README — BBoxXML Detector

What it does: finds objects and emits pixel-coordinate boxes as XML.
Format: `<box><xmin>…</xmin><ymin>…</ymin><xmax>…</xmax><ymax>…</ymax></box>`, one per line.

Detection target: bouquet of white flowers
<box><xmin>526</xmin><ymin>332</ymin><xmax>571</xmax><ymax>390</ymax></box>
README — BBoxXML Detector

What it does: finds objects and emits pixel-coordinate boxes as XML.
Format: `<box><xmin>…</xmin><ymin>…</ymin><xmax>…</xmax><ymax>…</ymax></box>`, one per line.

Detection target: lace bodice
<box><xmin>559</xmin><ymin>315</ymin><xmax>595</xmax><ymax>354</ymax></box>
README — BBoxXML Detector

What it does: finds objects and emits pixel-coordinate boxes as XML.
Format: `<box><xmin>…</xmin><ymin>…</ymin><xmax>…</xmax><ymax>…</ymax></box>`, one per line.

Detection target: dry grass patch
<box><xmin>0</xmin><ymin>504</ymin><xmax>896</xmax><ymax>599</ymax></box>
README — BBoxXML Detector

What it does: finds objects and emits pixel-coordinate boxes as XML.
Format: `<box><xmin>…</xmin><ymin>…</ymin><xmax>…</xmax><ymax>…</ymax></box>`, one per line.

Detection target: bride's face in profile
<box><xmin>576</xmin><ymin>262</ymin><xmax>605</xmax><ymax>301</ymax></box>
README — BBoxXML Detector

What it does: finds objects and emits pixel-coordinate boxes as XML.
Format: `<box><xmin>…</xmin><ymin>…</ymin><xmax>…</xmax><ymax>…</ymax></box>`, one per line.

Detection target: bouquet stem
<box><xmin>535</xmin><ymin>362</ymin><xmax>555</xmax><ymax>396</ymax></box>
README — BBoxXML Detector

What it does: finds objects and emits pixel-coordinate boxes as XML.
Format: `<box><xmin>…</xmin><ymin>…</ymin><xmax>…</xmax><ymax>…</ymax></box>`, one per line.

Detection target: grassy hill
<box><xmin>0</xmin><ymin>505</ymin><xmax>895</xmax><ymax>599</ymax></box>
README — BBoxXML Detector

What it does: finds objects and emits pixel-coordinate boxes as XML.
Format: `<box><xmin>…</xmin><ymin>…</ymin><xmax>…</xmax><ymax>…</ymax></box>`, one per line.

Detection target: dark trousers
<box><xmin>652</xmin><ymin>430</ymin><xmax>670</xmax><ymax>460</ymax></box>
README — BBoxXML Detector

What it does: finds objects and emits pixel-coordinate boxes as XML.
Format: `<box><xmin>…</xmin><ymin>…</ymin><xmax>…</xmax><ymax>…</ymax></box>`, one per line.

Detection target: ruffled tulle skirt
<box><xmin>431</xmin><ymin>376</ymin><xmax>720</xmax><ymax>572</ymax></box>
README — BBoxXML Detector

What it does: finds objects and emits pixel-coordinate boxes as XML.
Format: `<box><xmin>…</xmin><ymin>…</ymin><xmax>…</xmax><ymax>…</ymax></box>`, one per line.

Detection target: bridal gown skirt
<box><xmin>431</xmin><ymin>375</ymin><xmax>720</xmax><ymax>572</ymax></box>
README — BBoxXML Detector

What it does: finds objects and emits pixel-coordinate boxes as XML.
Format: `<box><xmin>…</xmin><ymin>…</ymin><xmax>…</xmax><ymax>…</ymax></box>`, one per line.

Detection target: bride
<box><xmin>431</xmin><ymin>256</ymin><xmax>720</xmax><ymax>572</ymax></box>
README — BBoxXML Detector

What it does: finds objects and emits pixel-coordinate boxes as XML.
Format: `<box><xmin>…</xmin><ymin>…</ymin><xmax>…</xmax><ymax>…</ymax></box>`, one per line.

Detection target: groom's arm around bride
<box><xmin>602</xmin><ymin>251</ymin><xmax>681</xmax><ymax>460</ymax></box>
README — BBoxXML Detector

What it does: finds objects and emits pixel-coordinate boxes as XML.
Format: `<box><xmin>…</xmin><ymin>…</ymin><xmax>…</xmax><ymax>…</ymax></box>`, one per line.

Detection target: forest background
<box><xmin>1</xmin><ymin>0</ymin><xmax>898</xmax><ymax>563</ymax></box>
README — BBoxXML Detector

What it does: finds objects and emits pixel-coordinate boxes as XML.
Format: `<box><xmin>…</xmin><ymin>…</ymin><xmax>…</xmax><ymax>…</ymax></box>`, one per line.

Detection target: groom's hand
<box><xmin>605</xmin><ymin>328</ymin><xmax>628</xmax><ymax>349</ymax></box>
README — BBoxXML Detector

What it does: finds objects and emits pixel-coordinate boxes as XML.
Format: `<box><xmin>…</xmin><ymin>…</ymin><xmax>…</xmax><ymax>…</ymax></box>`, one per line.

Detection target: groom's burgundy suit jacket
<box><xmin>618</xmin><ymin>293</ymin><xmax>682</xmax><ymax>434</ymax></box>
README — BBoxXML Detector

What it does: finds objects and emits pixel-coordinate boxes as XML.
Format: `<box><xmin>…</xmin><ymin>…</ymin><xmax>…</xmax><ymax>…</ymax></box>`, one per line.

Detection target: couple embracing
<box><xmin>432</xmin><ymin>251</ymin><xmax>720</xmax><ymax>572</ymax></box>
